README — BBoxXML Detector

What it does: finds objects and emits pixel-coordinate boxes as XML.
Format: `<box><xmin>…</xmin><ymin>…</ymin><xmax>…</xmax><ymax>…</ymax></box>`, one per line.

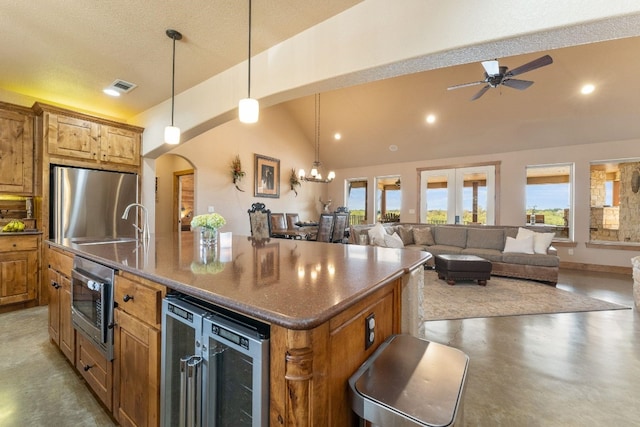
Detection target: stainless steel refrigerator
<box><xmin>51</xmin><ymin>166</ymin><xmax>139</xmax><ymax>240</ymax></box>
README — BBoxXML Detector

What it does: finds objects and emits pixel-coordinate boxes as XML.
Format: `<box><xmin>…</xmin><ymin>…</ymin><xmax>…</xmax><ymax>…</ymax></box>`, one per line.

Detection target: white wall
<box><xmin>159</xmin><ymin>105</ymin><xmax>327</xmax><ymax>236</ymax></box>
<box><xmin>329</xmin><ymin>138</ymin><xmax>640</xmax><ymax>268</ymax></box>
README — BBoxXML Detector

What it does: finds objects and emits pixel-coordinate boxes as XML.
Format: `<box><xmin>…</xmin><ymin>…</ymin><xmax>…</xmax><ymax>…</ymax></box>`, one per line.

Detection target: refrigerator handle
<box><xmin>187</xmin><ymin>356</ymin><xmax>203</xmax><ymax>427</ymax></box>
<box><xmin>179</xmin><ymin>356</ymin><xmax>190</xmax><ymax>427</ymax></box>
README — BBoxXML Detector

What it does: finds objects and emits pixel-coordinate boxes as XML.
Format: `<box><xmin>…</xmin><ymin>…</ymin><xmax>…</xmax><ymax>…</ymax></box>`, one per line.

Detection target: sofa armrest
<box><xmin>547</xmin><ymin>245</ymin><xmax>558</xmax><ymax>256</ymax></box>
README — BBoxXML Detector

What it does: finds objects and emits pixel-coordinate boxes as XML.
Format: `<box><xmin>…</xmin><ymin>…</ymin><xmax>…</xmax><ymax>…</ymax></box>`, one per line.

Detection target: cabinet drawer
<box><xmin>46</xmin><ymin>246</ymin><xmax>73</xmax><ymax>275</ymax></box>
<box><xmin>76</xmin><ymin>334</ymin><xmax>112</xmax><ymax>410</ymax></box>
<box><xmin>0</xmin><ymin>235</ymin><xmax>39</xmax><ymax>252</ymax></box>
<box><xmin>115</xmin><ymin>276</ymin><xmax>162</xmax><ymax>327</ymax></box>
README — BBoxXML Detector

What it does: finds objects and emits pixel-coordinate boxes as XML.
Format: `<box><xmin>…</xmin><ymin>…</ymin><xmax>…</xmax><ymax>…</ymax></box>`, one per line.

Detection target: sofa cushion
<box><xmin>503</xmin><ymin>236</ymin><xmax>534</xmax><ymax>254</ymax></box>
<box><xmin>413</xmin><ymin>227</ymin><xmax>435</xmax><ymax>246</ymax></box>
<box><xmin>466</xmin><ymin>228</ymin><xmax>505</xmax><ymax>251</ymax></box>
<box><xmin>461</xmin><ymin>248</ymin><xmax>504</xmax><ymax>262</ymax></box>
<box><xmin>384</xmin><ymin>232</ymin><xmax>405</xmax><ymax>248</ymax></box>
<box><xmin>434</xmin><ymin>226</ymin><xmax>467</xmax><ymax>248</ymax></box>
<box><xmin>367</xmin><ymin>222</ymin><xmax>387</xmax><ymax>246</ymax></box>
<box><xmin>397</xmin><ymin>225</ymin><xmax>414</xmax><ymax>246</ymax></box>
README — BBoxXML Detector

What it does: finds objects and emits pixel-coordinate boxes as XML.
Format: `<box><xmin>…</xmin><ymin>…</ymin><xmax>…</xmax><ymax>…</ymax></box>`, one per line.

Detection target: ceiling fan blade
<box><xmin>502</xmin><ymin>79</ymin><xmax>534</xmax><ymax>90</ymax></box>
<box><xmin>447</xmin><ymin>80</ymin><xmax>486</xmax><ymax>90</ymax></box>
<box><xmin>507</xmin><ymin>54</ymin><xmax>553</xmax><ymax>77</ymax></box>
<box><xmin>481</xmin><ymin>60</ymin><xmax>499</xmax><ymax>76</ymax></box>
<box><xmin>470</xmin><ymin>85</ymin><xmax>490</xmax><ymax>101</ymax></box>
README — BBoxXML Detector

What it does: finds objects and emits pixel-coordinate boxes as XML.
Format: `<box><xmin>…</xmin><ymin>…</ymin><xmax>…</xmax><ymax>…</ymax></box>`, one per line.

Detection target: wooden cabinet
<box><xmin>33</xmin><ymin>102</ymin><xmax>143</xmax><ymax>172</ymax></box>
<box><xmin>77</xmin><ymin>333</ymin><xmax>113</xmax><ymax>410</ymax></box>
<box><xmin>46</xmin><ymin>245</ymin><xmax>75</xmax><ymax>363</ymax></box>
<box><xmin>0</xmin><ymin>234</ymin><xmax>39</xmax><ymax>307</ymax></box>
<box><xmin>0</xmin><ymin>102</ymin><xmax>34</xmax><ymax>194</ymax></box>
<box><xmin>269</xmin><ymin>279</ymin><xmax>402</xmax><ymax>426</ymax></box>
<box><xmin>113</xmin><ymin>272</ymin><xmax>165</xmax><ymax>427</ymax></box>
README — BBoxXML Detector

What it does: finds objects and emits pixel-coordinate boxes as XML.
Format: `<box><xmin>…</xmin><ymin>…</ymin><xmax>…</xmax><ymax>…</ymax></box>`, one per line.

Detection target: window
<box><xmin>375</xmin><ymin>176</ymin><xmax>401</xmax><ymax>222</ymax></box>
<box><xmin>346</xmin><ymin>179</ymin><xmax>367</xmax><ymax>225</ymax></box>
<box><xmin>589</xmin><ymin>159</ymin><xmax>640</xmax><ymax>243</ymax></box>
<box><xmin>420</xmin><ymin>164</ymin><xmax>496</xmax><ymax>225</ymax></box>
<box><xmin>525</xmin><ymin>164</ymin><xmax>572</xmax><ymax>239</ymax></box>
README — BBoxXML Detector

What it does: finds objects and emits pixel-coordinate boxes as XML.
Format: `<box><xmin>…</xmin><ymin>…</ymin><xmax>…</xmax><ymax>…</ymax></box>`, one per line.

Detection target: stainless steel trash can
<box><xmin>349</xmin><ymin>334</ymin><xmax>469</xmax><ymax>427</ymax></box>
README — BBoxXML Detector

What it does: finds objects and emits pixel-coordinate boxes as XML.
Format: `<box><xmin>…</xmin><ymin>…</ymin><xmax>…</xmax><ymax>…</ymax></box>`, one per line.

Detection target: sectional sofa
<box><xmin>349</xmin><ymin>223</ymin><xmax>560</xmax><ymax>285</ymax></box>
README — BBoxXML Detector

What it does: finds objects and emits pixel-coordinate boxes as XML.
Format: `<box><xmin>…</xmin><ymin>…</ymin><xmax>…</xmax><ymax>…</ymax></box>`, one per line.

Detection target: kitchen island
<box><xmin>48</xmin><ymin>233</ymin><xmax>429</xmax><ymax>426</ymax></box>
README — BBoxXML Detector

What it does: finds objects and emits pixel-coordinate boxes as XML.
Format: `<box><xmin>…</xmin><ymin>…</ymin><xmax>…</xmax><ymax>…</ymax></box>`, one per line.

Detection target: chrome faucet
<box><xmin>122</xmin><ymin>203</ymin><xmax>150</xmax><ymax>241</ymax></box>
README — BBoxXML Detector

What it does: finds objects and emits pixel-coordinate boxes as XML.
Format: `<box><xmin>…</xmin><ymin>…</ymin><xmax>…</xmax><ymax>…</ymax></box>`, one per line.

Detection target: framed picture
<box><xmin>255</xmin><ymin>242</ymin><xmax>280</xmax><ymax>285</ymax></box>
<box><xmin>254</xmin><ymin>154</ymin><xmax>280</xmax><ymax>198</ymax></box>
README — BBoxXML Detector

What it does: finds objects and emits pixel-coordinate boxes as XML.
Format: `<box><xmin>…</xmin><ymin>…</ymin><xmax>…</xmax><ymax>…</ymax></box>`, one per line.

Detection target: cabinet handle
<box><xmin>123</xmin><ymin>294</ymin><xmax>134</xmax><ymax>302</ymax></box>
<box><xmin>107</xmin><ymin>322</ymin><xmax>116</xmax><ymax>330</ymax></box>
<box><xmin>83</xmin><ymin>364</ymin><xmax>93</xmax><ymax>372</ymax></box>
<box><xmin>50</xmin><ymin>281</ymin><xmax>60</xmax><ymax>289</ymax></box>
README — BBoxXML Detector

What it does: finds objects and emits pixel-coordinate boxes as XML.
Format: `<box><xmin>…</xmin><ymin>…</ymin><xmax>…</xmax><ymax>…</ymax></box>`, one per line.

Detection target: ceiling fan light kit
<box><xmin>448</xmin><ymin>54</ymin><xmax>553</xmax><ymax>100</ymax></box>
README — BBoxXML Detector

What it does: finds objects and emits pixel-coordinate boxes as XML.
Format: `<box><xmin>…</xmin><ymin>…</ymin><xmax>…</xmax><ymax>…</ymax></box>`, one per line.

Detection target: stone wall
<box><xmin>618</xmin><ymin>162</ymin><xmax>640</xmax><ymax>242</ymax></box>
<box><xmin>590</xmin><ymin>169</ymin><xmax>606</xmax><ymax>207</ymax></box>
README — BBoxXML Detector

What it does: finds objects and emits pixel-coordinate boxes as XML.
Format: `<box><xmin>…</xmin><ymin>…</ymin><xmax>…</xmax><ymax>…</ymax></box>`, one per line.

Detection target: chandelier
<box><xmin>298</xmin><ymin>94</ymin><xmax>335</xmax><ymax>183</ymax></box>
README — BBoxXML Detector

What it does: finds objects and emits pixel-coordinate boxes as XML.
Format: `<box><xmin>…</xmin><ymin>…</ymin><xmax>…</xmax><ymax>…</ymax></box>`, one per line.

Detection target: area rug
<box><xmin>423</xmin><ymin>271</ymin><xmax>629</xmax><ymax>321</ymax></box>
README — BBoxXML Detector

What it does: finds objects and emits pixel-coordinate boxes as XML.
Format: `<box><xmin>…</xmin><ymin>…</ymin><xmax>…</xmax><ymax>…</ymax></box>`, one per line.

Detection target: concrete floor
<box><xmin>0</xmin><ymin>268</ymin><xmax>638</xmax><ymax>426</ymax></box>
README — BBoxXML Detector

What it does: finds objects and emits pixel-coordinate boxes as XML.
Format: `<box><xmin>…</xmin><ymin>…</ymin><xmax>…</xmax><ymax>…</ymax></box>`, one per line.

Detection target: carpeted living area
<box><xmin>423</xmin><ymin>270</ymin><xmax>629</xmax><ymax>321</ymax></box>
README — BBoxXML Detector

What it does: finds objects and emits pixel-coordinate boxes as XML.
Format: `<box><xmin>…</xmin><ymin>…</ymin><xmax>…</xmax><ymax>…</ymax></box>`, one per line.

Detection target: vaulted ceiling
<box><xmin>2</xmin><ymin>1</ymin><xmax>639</xmax><ymax>170</ymax></box>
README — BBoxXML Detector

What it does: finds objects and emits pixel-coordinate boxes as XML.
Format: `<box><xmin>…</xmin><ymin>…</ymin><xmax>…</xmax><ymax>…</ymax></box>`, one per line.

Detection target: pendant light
<box><xmin>298</xmin><ymin>94</ymin><xmax>335</xmax><ymax>183</ymax></box>
<box><xmin>164</xmin><ymin>29</ymin><xmax>182</xmax><ymax>145</ymax></box>
<box><xmin>239</xmin><ymin>0</ymin><xmax>259</xmax><ymax>123</ymax></box>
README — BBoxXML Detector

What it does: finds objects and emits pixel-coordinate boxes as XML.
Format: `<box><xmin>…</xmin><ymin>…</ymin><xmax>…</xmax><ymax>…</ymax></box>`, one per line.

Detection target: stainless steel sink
<box><xmin>71</xmin><ymin>237</ymin><xmax>138</xmax><ymax>246</ymax></box>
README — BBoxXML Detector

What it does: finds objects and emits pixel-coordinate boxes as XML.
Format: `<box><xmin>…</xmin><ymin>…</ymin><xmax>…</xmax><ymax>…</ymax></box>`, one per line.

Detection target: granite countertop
<box><xmin>49</xmin><ymin>233</ymin><xmax>430</xmax><ymax>329</ymax></box>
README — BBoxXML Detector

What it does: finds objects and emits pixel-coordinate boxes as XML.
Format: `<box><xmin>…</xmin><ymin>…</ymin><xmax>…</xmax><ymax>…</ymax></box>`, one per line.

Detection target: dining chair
<box><xmin>285</xmin><ymin>213</ymin><xmax>300</xmax><ymax>230</ymax></box>
<box><xmin>270</xmin><ymin>213</ymin><xmax>288</xmax><ymax>238</ymax></box>
<box><xmin>247</xmin><ymin>203</ymin><xmax>271</xmax><ymax>239</ymax></box>
<box><xmin>331</xmin><ymin>211</ymin><xmax>350</xmax><ymax>243</ymax></box>
<box><xmin>314</xmin><ymin>213</ymin><xmax>335</xmax><ymax>243</ymax></box>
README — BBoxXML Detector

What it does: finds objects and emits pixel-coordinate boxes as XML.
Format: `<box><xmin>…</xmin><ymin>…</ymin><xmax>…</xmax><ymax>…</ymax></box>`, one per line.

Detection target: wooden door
<box><xmin>0</xmin><ymin>106</ymin><xmax>33</xmax><ymax>193</ymax></box>
<box><xmin>100</xmin><ymin>125</ymin><xmax>140</xmax><ymax>167</ymax></box>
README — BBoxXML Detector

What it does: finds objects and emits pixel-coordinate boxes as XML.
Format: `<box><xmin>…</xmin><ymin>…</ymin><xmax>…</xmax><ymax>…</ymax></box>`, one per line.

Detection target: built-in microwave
<box><xmin>71</xmin><ymin>256</ymin><xmax>116</xmax><ymax>360</ymax></box>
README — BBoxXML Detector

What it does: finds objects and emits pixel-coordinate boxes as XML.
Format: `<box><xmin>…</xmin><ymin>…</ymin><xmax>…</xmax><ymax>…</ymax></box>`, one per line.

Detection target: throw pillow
<box><xmin>503</xmin><ymin>236</ymin><xmax>534</xmax><ymax>254</ymax></box>
<box><xmin>413</xmin><ymin>227</ymin><xmax>435</xmax><ymax>246</ymax></box>
<box><xmin>367</xmin><ymin>222</ymin><xmax>387</xmax><ymax>246</ymax></box>
<box><xmin>533</xmin><ymin>232</ymin><xmax>555</xmax><ymax>254</ymax></box>
<box><xmin>384</xmin><ymin>232</ymin><xmax>405</xmax><ymax>249</ymax></box>
<box><xmin>517</xmin><ymin>227</ymin><xmax>554</xmax><ymax>254</ymax></box>
<box><xmin>397</xmin><ymin>225</ymin><xmax>414</xmax><ymax>246</ymax></box>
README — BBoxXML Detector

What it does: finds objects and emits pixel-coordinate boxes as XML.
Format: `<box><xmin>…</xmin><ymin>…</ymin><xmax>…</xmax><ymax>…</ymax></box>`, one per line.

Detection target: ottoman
<box><xmin>435</xmin><ymin>254</ymin><xmax>492</xmax><ymax>286</ymax></box>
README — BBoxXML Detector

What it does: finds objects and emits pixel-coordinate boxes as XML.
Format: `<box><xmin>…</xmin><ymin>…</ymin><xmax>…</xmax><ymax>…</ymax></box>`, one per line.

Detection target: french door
<box><xmin>419</xmin><ymin>165</ymin><xmax>495</xmax><ymax>225</ymax></box>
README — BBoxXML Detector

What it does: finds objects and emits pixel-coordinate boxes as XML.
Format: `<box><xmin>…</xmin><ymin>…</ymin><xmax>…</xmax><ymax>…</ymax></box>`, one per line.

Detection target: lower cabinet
<box><xmin>0</xmin><ymin>234</ymin><xmax>39</xmax><ymax>308</ymax></box>
<box><xmin>113</xmin><ymin>308</ymin><xmax>161</xmax><ymax>427</ymax></box>
<box><xmin>77</xmin><ymin>333</ymin><xmax>113</xmax><ymax>410</ymax></box>
<box><xmin>112</xmin><ymin>272</ymin><xmax>164</xmax><ymax>427</ymax></box>
<box><xmin>46</xmin><ymin>245</ymin><xmax>74</xmax><ymax>363</ymax></box>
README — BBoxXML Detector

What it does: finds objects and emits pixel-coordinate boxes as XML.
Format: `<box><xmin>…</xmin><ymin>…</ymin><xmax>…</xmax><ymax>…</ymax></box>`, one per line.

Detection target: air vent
<box><xmin>107</xmin><ymin>79</ymin><xmax>138</xmax><ymax>94</ymax></box>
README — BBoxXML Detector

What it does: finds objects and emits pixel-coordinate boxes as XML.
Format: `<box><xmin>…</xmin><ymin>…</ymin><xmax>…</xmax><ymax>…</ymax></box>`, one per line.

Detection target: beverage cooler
<box><xmin>161</xmin><ymin>294</ymin><xmax>270</xmax><ymax>427</ymax></box>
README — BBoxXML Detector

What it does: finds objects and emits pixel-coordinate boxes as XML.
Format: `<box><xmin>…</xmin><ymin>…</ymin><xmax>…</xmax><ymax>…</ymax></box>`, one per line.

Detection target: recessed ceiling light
<box><xmin>426</xmin><ymin>114</ymin><xmax>436</xmax><ymax>124</ymax></box>
<box><xmin>389</xmin><ymin>144</ymin><xmax>398</xmax><ymax>152</ymax></box>
<box><xmin>581</xmin><ymin>84</ymin><xmax>595</xmax><ymax>95</ymax></box>
<box><xmin>103</xmin><ymin>88</ymin><xmax>121</xmax><ymax>97</ymax></box>
<box><xmin>334</xmin><ymin>132</ymin><xmax>341</xmax><ymax>140</ymax></box>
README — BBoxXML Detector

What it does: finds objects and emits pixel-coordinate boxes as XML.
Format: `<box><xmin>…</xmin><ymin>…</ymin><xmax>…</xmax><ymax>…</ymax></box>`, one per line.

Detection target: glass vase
<box><xmin>200</xmin><ymin>227</ymin><xmax>218</xmax><ymax>246</ymax></box>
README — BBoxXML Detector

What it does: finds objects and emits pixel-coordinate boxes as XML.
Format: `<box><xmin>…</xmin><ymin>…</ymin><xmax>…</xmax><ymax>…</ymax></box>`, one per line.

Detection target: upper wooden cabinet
<box><xmin>0</xmin><ymin>102</ymin><xmax>34</xmax><ymax>194</ymax></box>
<box><xmin>33</xmin><ymin>103</ymin><xmax>143</xmax><ymax>172</ymax></box>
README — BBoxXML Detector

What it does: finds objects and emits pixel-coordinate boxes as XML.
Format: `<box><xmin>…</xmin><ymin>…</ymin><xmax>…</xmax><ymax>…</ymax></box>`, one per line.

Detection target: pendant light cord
<box><xmin>247</xmin><ymin>0</ymin><xmax>253</xmax><ymax>99</ymax></box>
<box><xmin>315</xmin><ymin>93</ymin><xmax>321</xmax><ymax>163</ymax></box>
<box><xmin>171</xmin><ymin>34</ymin><xmax>177</xmax><ymax>126</ymax></box>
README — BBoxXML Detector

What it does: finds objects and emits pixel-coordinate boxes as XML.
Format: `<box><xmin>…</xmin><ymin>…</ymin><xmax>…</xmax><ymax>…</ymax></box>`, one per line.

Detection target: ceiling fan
<box><xmin>447</xmin><ymin>54</ymin><xmax>553</xmax><ymax>100</ymax></box>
